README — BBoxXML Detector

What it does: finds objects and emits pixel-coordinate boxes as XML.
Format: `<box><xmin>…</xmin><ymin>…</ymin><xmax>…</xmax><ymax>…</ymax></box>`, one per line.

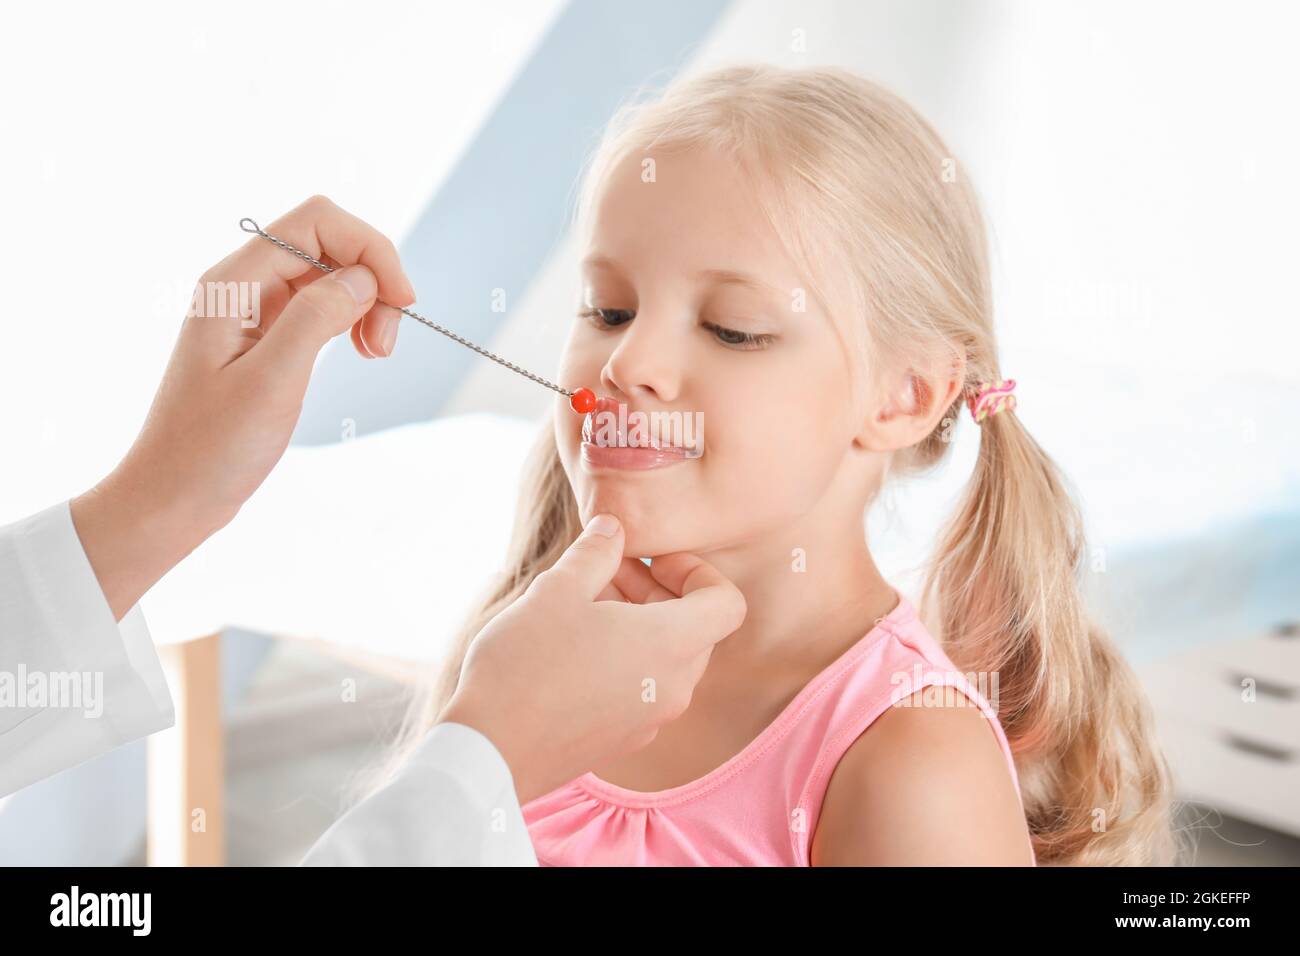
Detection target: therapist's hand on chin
<box><xmin>439</xmin><ymin>513</ymin><xmax>748</xmax><ymax>805</ymax></box>
<box><xmin>70</xmin><ymin>195</ymin><xmax>417</xmax><ymax>621</ymax></box>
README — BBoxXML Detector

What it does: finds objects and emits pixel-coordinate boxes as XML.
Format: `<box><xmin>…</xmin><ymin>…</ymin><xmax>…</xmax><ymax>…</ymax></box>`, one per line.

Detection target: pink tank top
<box><xmin>521</xmin><ymin>591</ymin><xmax>1031</xmax><ymax>866</ymax></box>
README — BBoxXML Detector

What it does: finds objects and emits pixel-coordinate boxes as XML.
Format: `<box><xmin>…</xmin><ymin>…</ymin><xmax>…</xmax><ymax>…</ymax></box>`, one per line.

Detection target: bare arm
<box><xmin>811</xmin><ymin>688</ymin><xmax>1034</xmax><ymax>866</ymax></box>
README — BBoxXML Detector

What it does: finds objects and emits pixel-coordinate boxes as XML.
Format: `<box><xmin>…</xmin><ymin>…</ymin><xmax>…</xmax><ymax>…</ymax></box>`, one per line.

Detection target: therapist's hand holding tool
<box><xmin>441</xmin><ymin>513</ymin><xmax>747</xmax><ymax>804</ymax></box>
<box><xmin>70</xmin><ymin>194</ymin><xmax>417</xmax><ymax>623</ymax></box>
<box><xmin>239</xmin><ymin>216</ymin><xmax>599</xmax><ymax>415</ymax></box>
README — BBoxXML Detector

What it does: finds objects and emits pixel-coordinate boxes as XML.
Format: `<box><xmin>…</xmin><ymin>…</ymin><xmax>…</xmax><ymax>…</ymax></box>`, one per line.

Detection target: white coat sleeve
<box><xmin>0</xmin><ymin>500</ymin><xmax>175</xmax><ymax>796</ymax></box>
<box><xmin>299</xmin><ymin>721</ymin><xmax>539</xmax><ymax>867</ymax></box>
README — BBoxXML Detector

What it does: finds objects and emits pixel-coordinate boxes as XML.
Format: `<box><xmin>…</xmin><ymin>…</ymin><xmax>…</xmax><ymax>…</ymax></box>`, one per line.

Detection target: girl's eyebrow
<box><xmin>583</xmin><ymin>254</ymin><xmax>781</xmax><ymax>293</ymax></box>
<box><xmin>695</xmin><ymin>267</ymin><xmax>784</xmax><ymax>298</ymax></box>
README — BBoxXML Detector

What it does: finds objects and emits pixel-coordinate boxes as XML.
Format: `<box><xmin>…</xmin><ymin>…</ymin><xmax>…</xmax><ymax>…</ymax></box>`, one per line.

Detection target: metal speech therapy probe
<box><xmin>238</xmin><ymin>218</ymin><xmax>598</xmax><ymax>415</ymax></box>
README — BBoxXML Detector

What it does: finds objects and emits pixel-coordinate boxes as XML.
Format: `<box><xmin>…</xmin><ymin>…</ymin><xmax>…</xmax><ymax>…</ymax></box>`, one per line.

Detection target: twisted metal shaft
<box><xmin>239</xmin><ymin>218</ymin><xmax>573</xmax><ymax>398</ymax></box>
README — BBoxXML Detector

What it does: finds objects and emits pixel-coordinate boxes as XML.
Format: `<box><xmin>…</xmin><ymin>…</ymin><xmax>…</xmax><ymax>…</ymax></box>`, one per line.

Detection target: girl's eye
<box><xmin>579</xmin><ymin>307</ymin><xmax>636</xmax><ymax>328</ymax></box>
<box><xmin>703</xmin><ymin>321</ymin><xmax>776</xmax><ymax>351</ymax></box>
<box><xmin>578</xmin><ymin>308</ymin><xmax>774</xmax><ymax>351</ymax></box>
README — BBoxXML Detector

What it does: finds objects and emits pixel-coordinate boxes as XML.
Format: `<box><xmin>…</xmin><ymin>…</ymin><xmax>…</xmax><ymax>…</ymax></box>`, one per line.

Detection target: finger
<box><xmin>356</xmin><ymin>302</ymin><xmax>404</xmax><ymax>358</ymax></box>
<box><xmin>252</xmin><ymin>264</ymin><xmax>377</xmax><ymax>380</ymax></box>
<box><xmin>647</xmin><ymin>553</ymin><xmax>747</xmax><ymax>647</ymax></box>
<box><xmin>594</xmin><ymin>558</ymin><xmax>639</xmax><ymax>602</ymax></box>
<box><xmin>645</xmin><ymin>552</ymin><xmax>719</xmax><ymax>597</ymax></box>
<box><xmin>595</xmin><ymin>556</ymin><xmax>669</xmax><ymax>603</ymax></box>
<box><xmin>348</xmin><ymin>302</ymin><xmax>403</xmax><ymax>360</ymax></box>
<box><xmin>211</xmin><ymin>196</ymin><xmax>416</xmax><ymax>311</ymax></box>
<box><xmin>611</xmin><ymin>557</ymin><xmax>676</xmax><ymax>604</ymax></box>
<box><xmin>594</xmin><ymin>580</ymin><xmax>629</xmax><ymax>602</ymax></box>
<box><xmin>350</xmin><ymin>318</ymin><xmax>376</xmax><ymax>359</ymax></box>
<box><xmin>684</xmin><ymin>644</ymin><xmax>717</xmax><ymax>688</ymax></box>
<box><xmin>545</xmin><ymin>514</ymin><xmax>625</xmax><ymax>602</ymax></box>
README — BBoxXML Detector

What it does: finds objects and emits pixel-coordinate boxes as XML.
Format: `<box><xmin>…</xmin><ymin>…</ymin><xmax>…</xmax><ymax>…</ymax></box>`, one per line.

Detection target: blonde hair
<box><xmin>387</xmin><ymin>63</ymin><xmax>1181</xmax><ymax>866</ymax></box>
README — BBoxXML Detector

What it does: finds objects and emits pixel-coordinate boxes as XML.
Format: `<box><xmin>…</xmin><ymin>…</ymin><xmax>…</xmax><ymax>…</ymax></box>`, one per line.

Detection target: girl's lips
<box><xmin>581</xmin><ymin>442</ymin><xmax>693</xmax><ymax>471</ymax></box>
<box><xmin>580</xmin><ymin>396</ymin><xmax>704</xmax><ymax>470</ymax></box>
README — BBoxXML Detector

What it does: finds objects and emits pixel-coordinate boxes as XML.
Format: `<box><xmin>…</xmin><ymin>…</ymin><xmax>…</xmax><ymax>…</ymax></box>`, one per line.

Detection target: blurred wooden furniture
<box><xmin>144</xmin><ymin>631</ymin><xmax>428</xmax><ymax>866</ymax></box>
<box><xmin>147</xmin><ymin>635</ymin><xmax>225</xmax><ymax>866</ymax></box>
<box><xmin>1138</xmin><ymin>620</ymin><xmax>1300</xmax><ymax>837</ymax></box>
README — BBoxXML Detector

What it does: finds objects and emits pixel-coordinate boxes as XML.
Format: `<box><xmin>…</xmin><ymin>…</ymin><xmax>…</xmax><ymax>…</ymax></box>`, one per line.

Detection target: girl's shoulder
<box><xmin>810</xmin><ymin>683</ymin><xmax>1035</xmax><ymax>865</ymax></box>
<box><xmin>791</xmin><ymin>594</ymin><xmax>1033</xmax><ymax>864</ymax></box>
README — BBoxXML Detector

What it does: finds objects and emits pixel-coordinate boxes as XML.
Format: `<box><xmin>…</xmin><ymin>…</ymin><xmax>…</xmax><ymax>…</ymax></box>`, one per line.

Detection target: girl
<box><xmin>397</xmin><ymin>64</ymin><xmax>1177</xmax><ymax>866</ymax></box>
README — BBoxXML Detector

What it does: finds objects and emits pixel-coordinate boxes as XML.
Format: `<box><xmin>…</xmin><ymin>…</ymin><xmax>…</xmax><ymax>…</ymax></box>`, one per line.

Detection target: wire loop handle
<box><xmin>239</xmin><ymin>218</ymin><xmax>573</xmax><ymax>398</ymax></box>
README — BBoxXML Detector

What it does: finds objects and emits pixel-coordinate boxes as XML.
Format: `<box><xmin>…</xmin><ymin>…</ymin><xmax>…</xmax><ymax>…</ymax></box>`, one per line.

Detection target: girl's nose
<box><xmin>600</xmin><ymin>311</ymin><xmax>683</xmax><ymax>403</ymax></box>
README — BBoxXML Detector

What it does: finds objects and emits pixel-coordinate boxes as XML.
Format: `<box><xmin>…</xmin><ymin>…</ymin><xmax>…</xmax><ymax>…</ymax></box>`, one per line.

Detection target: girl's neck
<box><xmin>698</xmin><ymin>509</ymin><xmax>897</xmax><ymax>672</ymax></box>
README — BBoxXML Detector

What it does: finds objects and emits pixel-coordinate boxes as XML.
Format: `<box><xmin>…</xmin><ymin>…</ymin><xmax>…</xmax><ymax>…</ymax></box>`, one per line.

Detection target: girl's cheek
<box><xmin>713</xmin><ymin>363</ymin><xmax>849</xmax><ymax>481</ymax></box>
<box><xmin>726</xmin><ymin>379</ymin><xmax>810</xmax><ymax>440</ymax></box>
<box><xmin>557</xmin><ymin>322</ymin><xmax>603</xmax><ymax>370</ymax></box>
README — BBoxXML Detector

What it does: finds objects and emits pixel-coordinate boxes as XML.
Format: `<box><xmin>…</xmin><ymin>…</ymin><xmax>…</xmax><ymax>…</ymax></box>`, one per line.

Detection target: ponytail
<box><xmin>921</xmin><ymin>402</ymin><xmax>1180</xmax><ymax>865</ymax></box>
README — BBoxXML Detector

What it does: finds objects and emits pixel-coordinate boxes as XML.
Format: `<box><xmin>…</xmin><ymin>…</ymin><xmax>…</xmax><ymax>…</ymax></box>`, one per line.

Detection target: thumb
<box><xmin>547</xmin><ymin>514</ymin><xmax>625</xmax><ymax>601</ymax></box>
<box><xmin>256</xmin><ymin>265</ymin><xmax>377</xmax><ymax>377</ymax></box>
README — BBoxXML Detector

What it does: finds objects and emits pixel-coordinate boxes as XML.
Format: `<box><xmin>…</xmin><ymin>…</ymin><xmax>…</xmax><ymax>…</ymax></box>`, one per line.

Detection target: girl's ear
<box><xmin>854</xmin><ymin>355</ymin><xmax>965</xmax><ymax>452</ymax></box>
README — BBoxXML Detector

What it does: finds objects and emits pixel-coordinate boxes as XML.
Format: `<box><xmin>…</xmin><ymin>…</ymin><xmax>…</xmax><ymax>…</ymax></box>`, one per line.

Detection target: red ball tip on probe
<box><xmin>570</xmin><ymin>387</ymin><xmax>596</xmax><ymax>414</ymax></box>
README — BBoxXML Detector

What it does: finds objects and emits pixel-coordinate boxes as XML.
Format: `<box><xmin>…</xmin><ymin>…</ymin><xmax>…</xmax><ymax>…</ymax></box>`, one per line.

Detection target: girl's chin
<box><xmin>582</xmin><ymin>511</ymin><xmax>698</xmax><ymax>560</ymax></box>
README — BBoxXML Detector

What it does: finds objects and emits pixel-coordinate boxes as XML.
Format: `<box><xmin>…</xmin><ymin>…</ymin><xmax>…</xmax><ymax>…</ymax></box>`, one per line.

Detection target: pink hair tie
<box><xmin>966</xmin><ymin>379</ymin><xmax>1017</xmax><ymax>424</ymax></box>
